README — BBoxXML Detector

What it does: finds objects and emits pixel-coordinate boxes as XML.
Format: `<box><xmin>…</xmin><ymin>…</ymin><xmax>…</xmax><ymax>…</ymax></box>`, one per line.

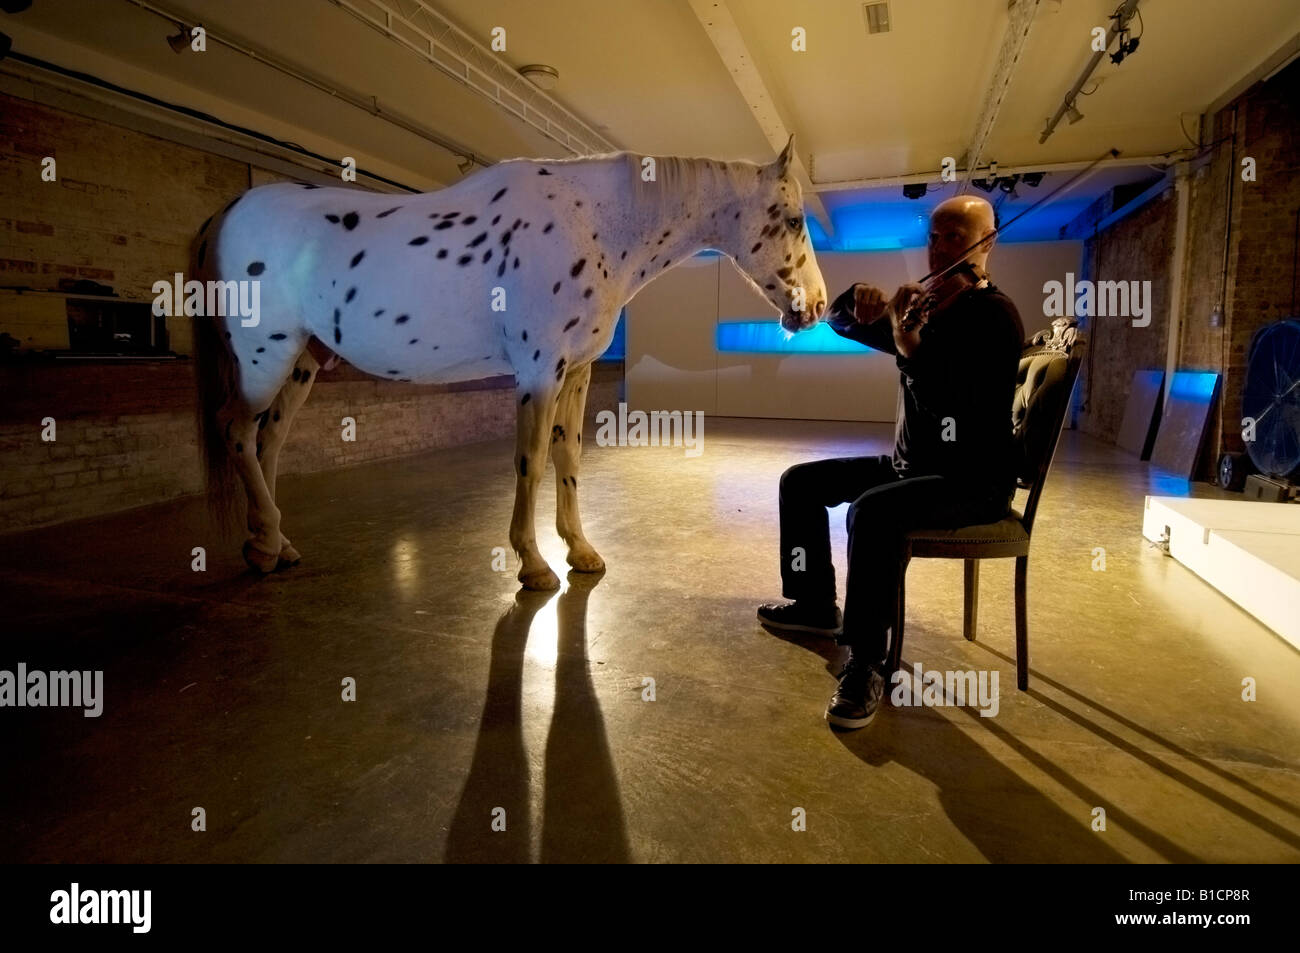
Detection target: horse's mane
<box><xmin>503</xmin><ymin>151</ymin><xmax>764</xmax><ymax>213</ymax></box>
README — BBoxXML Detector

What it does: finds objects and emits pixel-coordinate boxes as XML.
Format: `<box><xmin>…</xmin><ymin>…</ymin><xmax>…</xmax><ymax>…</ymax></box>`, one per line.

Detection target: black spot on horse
<box><xmin>538</xmin><ymin>168</ymin><xmax>551</xmax><ymax>175</ymax></box>
<box><xmin>543</xmin><ymin>222</ymin><xmax>554</xmax><ymax>233</ymax></box>
<box><xmin>345</xmin><ymin>287</ymin><xmax>356</xmax><ymax>303</ymax></box>
<box><xmin>325</xmin><ymin>214</ymin><xmax>340</xmax><ymax>224</ymax></box>
<box><xmin>333</xmin><ymin>308</ymin><xmax>340</xmax><ymax>323</ymax></box>
<box><xmin>342</xmin><ymin>212</ymin><xmax>359</xmax><ymax>230</ymax></box>
<box><xmin>435</xmin><ymin>220</ymin><xmax>454</xmax><ymax>230</ymax></box>
<box><xmin>388</xmin><ymin>370</ymin><xmax>400</xmax><ymax>375</ymax></box>
<box><xmin>497</xmin><ymin>260</ymin><xmax>507</xmax><ymax>277</ymax></box>
<box><xmin>351</xmin><ymin>250</ymin><xmax>365</xmax><ymax>268</ymax></box>
<box><xmin>500</xmin><ymin>231</ymin><xmax>512</xmax><ymax>245</ymax></box>
<box><xmin>409</xmin><ymin>236</ymin><xmax>429</xmax><ymax>246</ymax></box>
<box><xmin>468</xmin><ymin>232</ymin><xmax>488</xmax><ymax>248</ymax></box>
<box><xmin>797</xmin><ymin>254</ymin><xmax>806</xmax><ymax>267</ymax></box>
<box><xmin>492</xmin><ymin>214</ymin><xmax>501</xmax><ymax>226</ymax></box>
<box><xmin>269</xmin><ymin>333</ymin><xmax>287</xmax><ymax>340</ymax></box>
<box><xmin>592</xmin><ymin>327</ymin><xmax>600</xmax><ymax>334</ymax></box>
<box><xmin>395</xmin><ymin>314</ymin><xmax>410</xmax><ymax>324</ymax></box>
<box><xmin>522</xmin><ymin>330</ymin><xmax>528</xmax><ymax>341</ymax></box>
<box><xmin>533</xmin><ymin>349</ymin><xmax>540</xmax><ymax>361</ymax></box>
<box><xmin>520</xmin><ymin>455</ymin><xmax>528</xmax><ymax>475</ymax></box>
<box><xmin>251</xmin><ymin>359</ymin><xmax>259</xmax><ymax>365</ymax></box>
<box><xmin>553</xmin><ymin>282</ymin><xmax>561</xmax><ymax>294</ymax></box>
<box><xmin>621</xmin><ymin>250</ymin><xmax>627</xmax><ymax>259</ymax></box>
<box><xmin>458</xmin><ymin>254</ymin><xmax>473</xmax><ymax>265</ymax></box>
<box><xmin>256</xmin><ymin>346</ymin><xmax>265</xmax><ymax>353</ymax></box>
<box><xmin>751</xmin><ymin>242</ymin><xmax>763</xmax><ymax>253</ymax></box>
<box><xmin>555</xmin><ymin>357</ymin><xmax>566</xmax><ymax>380</ymax></box>
<box><xmin>663</xmin><ymin>259</ymin><xmax>671</xmax><ymax>267</ymax></box>
<box><xmin>513</xmin><ymin>257</ymin><xmax>520</xmax><ymax>269</ymax></box>
<box><xmin>563</xmin><ymin>318</ymin><xmax>579</xmax><ymax>332</ymax></box>
<box><xmin>571</xmin><ymin>259</ymin><xmax>586</xmax><ymax>278</ymax></box>
<box><xmin>374</xmin><ymin>309</ymin><xmax>385</xmax><ymax>316</ymax></box>
<box><xmin>765</xmin><ymin>283</ymin><xmax>776</xmax><ymax>290</ymax></box>
<box><xmin>491</xmin><ymin>187</ymin><xmax>507</xmax><ymax>203</ymax></box>
<box><xmin>292</xmin><ymin>368</ymin><xmax>301</xmax><ymax>381</ymax></box>
<box><xmin>334</xmin><ymin>327</ymin><xmax>342</xmax><ymax>344</ymax></box>
<box><xmin>409</xmin><ymin>338</ymin><xmax>418</xmax><ymax>345</ymax></box>
<box><xmin>583</xmin><ymin>288</ymin><xmax>593</xmax><ymax>298</ymax></box>
<box><xmin>482</xmin><ymin>249</ymin><xmax>492</xmax><ymax>263</ymax></box>
<box><xmin>552</xmin><ymin>425</ymin><xmax>565</xmax><ymax>442</ymax></box>
<box><xmin>777</xmin><ymin>266</ymin><xmax>792</xmax><ymax>279</ymax></box>
<box><xmin>437</xmin><ymin>249</ymin><xmax>448</xmax><ymax>259</ymax></box>
<box><xmin>521</xmin><ymin>393</ymin><xmax>531</xmax><ymax>405</ymax></box>
<box><xmin>377</xmin><ymin>206</ymin><xmax>402</xmax><ymax>218</ymax></box>
<box><xmin>734</xmin><ymin>211</ymin><xmax>741</xmax><ymax>219</ymax></box>
<box><xmin>442</xmin><ymin>211</ymin><xmax>459</xmax><ymax>219</ymax></box>
<box><xmin>462</xmin><ymin>215</ymin><xmax>477</xmax><ymax>225</ymax></box>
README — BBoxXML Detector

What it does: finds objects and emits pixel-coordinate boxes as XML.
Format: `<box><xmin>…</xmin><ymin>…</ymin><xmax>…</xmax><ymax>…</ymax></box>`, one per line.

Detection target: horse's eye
<box><xmin>787</xmin><ymin>217</ymin><xmax>802</xmax><ymax>231</ymax></box>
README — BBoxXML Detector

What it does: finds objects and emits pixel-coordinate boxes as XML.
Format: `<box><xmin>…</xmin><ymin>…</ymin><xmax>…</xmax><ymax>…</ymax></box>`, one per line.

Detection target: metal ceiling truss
<box><xmin>327</xmin><ymin>0</ymin><xmax>619</xmax><ymax>156</ymax></box>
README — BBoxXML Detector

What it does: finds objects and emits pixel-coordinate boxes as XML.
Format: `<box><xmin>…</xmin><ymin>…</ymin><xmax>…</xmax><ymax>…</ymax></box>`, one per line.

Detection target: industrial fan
<box><xmin>1218</xmin><ymin>318</ymin><xmax>1300</xmax><ymax>499</ymax></box>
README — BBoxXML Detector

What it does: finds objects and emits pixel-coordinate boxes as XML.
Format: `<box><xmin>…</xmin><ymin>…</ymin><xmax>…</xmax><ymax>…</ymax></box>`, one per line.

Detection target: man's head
<box><xmin>928</xmin><ymin>195</ymin><xmax>997</xmax><ymax>274</ymax></box>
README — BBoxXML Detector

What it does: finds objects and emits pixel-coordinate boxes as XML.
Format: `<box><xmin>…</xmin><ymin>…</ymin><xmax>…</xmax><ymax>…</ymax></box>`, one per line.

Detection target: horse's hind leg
<box><xmin>254</xmin><ymin>350</ymin><xmax>319</xmax><ymax>566</ymax></box>
<box><xmin>217</xmin><ymin>398</ymin><xmax>283</xmax><ymax>574</ymax></box>
<box><xmin>551</xmin><ymin>362</ymin><xmax>603</xmax><ymax>573</ymax></box>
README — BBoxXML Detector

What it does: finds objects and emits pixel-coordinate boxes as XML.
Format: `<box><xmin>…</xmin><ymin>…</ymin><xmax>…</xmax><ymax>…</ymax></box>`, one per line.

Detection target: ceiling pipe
<box><xmin>810</xmin><ymin>153</ymin><xmax>1169</xmax><ymax>192</ymax></box>
<box><xmin>1039</xmin><ymin>0</ymin><xmax>1141</xmax><ymax>144</ymax></box>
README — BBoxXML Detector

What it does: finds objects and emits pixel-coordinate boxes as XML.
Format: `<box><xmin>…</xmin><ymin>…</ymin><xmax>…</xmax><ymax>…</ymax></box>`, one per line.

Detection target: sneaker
<box><xmin>825</xmin><ymin>653</ymin><xmax>885</xmax><ymax>730</ymax></box>
<box><xmin>756</xmin><ymin>600</ymin><xmax>843</xmax><ymax>637</ymax></box>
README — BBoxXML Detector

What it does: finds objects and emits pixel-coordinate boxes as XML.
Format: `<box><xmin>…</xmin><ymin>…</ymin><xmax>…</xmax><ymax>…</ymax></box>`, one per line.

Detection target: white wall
<box><xmin>626</xmin><ymin>241</ymin><xmax>1081</xmax><ymax>422</ymax></box>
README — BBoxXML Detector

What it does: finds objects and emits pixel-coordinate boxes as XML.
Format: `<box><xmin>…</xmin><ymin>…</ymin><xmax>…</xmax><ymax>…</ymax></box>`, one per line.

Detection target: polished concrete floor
<box><xmin>2</xmin><ymin>418</ymin><xmax>1298</xmax><ymax>863</ymax></box>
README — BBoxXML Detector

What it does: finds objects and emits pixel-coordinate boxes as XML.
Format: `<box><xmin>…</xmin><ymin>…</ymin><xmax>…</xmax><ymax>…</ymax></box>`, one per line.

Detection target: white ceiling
<box><xmin>4</xmin><ymin>0</ymin><xmax>1298</xmax><ymax>236</ymax></box>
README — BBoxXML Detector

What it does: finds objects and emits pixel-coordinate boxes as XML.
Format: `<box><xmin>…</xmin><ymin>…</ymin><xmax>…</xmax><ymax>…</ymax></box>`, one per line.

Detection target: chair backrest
<box><xmin>1011</xmin><ymin>317</ymin><xmax>1086</xmax><ymax>533</ymax></box>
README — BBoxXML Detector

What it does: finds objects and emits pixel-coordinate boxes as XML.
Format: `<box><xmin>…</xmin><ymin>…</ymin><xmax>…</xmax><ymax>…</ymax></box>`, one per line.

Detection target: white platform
<box><xmin>1142</xmin><ymin>496</ymin><xmax>1300</xmax><ymax>650</ymax></box>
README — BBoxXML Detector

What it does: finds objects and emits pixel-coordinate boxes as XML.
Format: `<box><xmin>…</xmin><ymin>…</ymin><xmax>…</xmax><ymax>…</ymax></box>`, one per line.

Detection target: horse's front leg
<box><xmin>510</xmin><ymin>379</ymin><xmax>563</xmax><ymax>591</ymax></box>
<box><xmin>552</xmin><ymin>362</ymin><xmax>604</xmax><ymax>573</ymax></box>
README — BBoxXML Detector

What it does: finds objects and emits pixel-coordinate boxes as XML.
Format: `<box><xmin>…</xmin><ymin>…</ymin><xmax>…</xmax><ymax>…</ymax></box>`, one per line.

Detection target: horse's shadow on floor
<box><xmin>443</xmin><ymin>572</ymin><xmax>630</xmax><ymax>863</ymax></box>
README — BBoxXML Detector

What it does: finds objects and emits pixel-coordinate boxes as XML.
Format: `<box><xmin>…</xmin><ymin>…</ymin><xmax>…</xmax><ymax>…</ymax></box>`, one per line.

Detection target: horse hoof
<box><xmin>243</xmin><ymin>540</ymin><xmax>280</xmax><ymax>574</ymax></box>
<box><xmin>277</xmin><ymin>542</ymin><xmax>302</xmax><ymax>569</ymax></box>
<box><xmin>567</xmin><ymin>549</ymin><xmax>606</xmax><ymax>573</ymax></box>
<box><xmin>519</xmin><ymin>566</ymin><xmax>561</xmax><ymax>591</ymax></box>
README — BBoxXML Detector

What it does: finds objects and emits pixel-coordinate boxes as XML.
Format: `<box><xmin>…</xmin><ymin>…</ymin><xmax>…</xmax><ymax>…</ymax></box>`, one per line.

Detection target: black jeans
<box><xmin>778</xmin><ymin>454</ymin><xmax>1012</xmax><ymax>664</ymax></box>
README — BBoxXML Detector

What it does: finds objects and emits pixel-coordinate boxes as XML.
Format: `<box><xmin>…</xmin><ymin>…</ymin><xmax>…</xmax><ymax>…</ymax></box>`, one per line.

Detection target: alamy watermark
<box><xmin>1042</xmin><ymin>272</ymin><xmax>1152</xmax><ymax>327</ymax></box>
<box><xmin>890</xmin><ymin>663</ymin><xmax>999</xmax><ymax>717</ymax></box>
<box><xmin>0</xmin><ymin>663</ymin><xmax>103</xmax><ymax>717</ymax></box>
<box><xmin>152</xmin><ymin>272</ymin><xmax>261</xmax><ymax>327</ymax></box>
<box><xmin>594</xmin><ymin>402</ymin><xmax>704</xmax><ymax>457</ymax></box>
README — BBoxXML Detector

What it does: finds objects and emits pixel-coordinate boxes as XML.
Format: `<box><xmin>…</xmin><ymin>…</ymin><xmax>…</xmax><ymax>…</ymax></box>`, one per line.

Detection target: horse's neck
<box><xmin>592</xmin><ymin>158</ymin><xmax>735</xmax><ymax>284</ymax></box>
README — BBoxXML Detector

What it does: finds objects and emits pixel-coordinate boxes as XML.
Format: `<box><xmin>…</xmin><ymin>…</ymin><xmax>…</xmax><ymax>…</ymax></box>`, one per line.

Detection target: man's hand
<box><xmin>889</xmin><ymin>283</ymin><xmax>926</xmax><ymax>329</ymax></box>
<box><xmin>852</xmin><ymin>284</ymin><xmax>889</xmax><ymax>324</ymax></box>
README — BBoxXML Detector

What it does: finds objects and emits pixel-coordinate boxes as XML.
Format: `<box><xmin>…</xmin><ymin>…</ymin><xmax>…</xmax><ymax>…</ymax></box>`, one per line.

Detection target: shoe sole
<box><xmin>825</xmin><ymin>707</ymin><xmax>879</xmax><ymax>730</ymax></box>
<box><xmin>756</xmin><ymin>612</ymin><xmax>843</xmax><ymax>638</ymax></box>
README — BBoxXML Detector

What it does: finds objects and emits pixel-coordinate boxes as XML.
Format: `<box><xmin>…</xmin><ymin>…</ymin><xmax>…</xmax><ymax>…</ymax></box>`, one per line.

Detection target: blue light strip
<box><xmin>1168</xmin><ymin>371</ymin><xmax>1218</xmax><ymax>402</ymax></box>
<box><xmin>716</xmin><ymin>321</ymin><xmax>876</xmax><ymax>354</ymax></box>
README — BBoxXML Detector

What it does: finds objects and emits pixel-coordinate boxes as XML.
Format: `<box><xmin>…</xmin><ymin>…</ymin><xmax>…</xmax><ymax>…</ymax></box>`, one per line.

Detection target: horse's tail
<box><xmin>190</xmin><ymin>219</ymin><xmax>242</xmax><ymax>535</ymax></box>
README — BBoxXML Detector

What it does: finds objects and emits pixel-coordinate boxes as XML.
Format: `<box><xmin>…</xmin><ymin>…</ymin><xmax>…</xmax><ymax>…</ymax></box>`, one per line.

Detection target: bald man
<box><xmin>758</xmin><ymin>195</ymin><xmax>1024</xmax><ymax>730</ymax></box>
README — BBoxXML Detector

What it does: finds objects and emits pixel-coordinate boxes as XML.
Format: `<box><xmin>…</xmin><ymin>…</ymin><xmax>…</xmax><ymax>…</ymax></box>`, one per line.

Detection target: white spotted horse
<box><xmin>193</xmin><ymin>135</ymin><xmax>828</xmax><ymax>590</ymax></box>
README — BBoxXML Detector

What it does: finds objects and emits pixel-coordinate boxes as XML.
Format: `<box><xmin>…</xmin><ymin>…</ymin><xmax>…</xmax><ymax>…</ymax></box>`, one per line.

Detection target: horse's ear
<box><xmin>775</xmin><ymin>134</ymin><xmax>795</xmax><ymax>176</ymax></box>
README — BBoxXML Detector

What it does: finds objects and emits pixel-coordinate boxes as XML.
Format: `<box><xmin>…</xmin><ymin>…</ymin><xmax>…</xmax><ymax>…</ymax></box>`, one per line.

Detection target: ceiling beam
<box><xmin>813</xmin><ymin>153</ymin><xmax>1171</xmax><ymax>192</ymax></box>
<box><xmin>960</xmin><ymin>0</ymin><xmax>1042</xmax><ymax>192</ymax></box>
<box><xmin>686</xmin><ymin>0</ymin><xmax>833</xmax><ymax>237</ymax></box>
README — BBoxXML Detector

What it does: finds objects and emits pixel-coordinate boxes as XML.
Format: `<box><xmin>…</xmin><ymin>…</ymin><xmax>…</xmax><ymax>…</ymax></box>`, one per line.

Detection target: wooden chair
<box><xmin>887</xmin><ymin>317</ymin><xmax>1086</xmax><ymax>691</ymax></box>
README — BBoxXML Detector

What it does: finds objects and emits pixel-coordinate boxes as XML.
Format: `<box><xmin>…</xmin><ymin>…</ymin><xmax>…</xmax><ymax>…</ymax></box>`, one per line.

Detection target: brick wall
<box><xmin>1078</xmin><ymin>59</ymin><xmax>1300</xmax><ymax>478</ymax></box>
<box><xmin>0</xmin><ymin>362</ymin><xmax>623</xmax><ymax>533</ymax></box>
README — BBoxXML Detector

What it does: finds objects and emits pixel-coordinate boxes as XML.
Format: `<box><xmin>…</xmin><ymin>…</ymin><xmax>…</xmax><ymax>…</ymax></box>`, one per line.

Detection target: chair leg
<box><xmin>1014</xmin><ymin>555</ymin><xmax>1029</xmax><ymax>691</ymax></box>
<box><xmin>963</xmin><ymin>559</ymin><xmax>979</xmax><ymax>641</ymax></box>
<box><xmin>887</xmin><ymin>558</ymin><xmax>908</xmax><ymax>679</ymax></box>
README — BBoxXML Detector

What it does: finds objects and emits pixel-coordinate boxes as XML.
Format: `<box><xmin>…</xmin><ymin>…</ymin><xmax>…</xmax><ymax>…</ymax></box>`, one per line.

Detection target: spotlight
<box><xmin>1110</xmin><ymin>33</ymin><xmax>1139</xmax><ymax>65</ymax></box>
<box><xmin>998</xmin><ymin>174</ymin><xmax>1020</xmax><ymax>194</ymax></box>
<box><xmin>1066</xmin><ymin>102</ymin><xmax>1084</xmax><ymax>124</ymax></box>
<box><xmin>971</xmin><ymin>177</ymin><xmax>996</xmax><ymax>194</ymax></box>
<box><xmin>902</xmin><ymin>183</ymin><xmax>927</xmax><ymax>199</ymax></box>
<box><xmin>1021</xmin><ymin>172</ymin><xmax>1045</xmax><ymax>187</ymax></box>
<box><xmin>166</xmin><ymin>27</ymin><xmax>191</xmax><ymax>53</ymax></box>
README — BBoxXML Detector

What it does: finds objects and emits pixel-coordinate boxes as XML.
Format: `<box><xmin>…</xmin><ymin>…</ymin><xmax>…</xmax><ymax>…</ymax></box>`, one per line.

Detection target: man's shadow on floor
<box><xmin>443</xmin><ymin>572</ymin><xmax>630</xmax><ymax>863</ymax></box>
<box><xmin>761</xmin><ymin>621</ymin><xmax>1129</xmax><ymax>863</ymax></box>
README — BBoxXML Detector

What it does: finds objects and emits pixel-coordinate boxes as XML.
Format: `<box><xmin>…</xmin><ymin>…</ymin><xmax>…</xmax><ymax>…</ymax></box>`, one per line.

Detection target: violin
<box><xmin>896</xmin><ymin>260</ymin><xmax>989</xmax><ymax>334</ymax></box>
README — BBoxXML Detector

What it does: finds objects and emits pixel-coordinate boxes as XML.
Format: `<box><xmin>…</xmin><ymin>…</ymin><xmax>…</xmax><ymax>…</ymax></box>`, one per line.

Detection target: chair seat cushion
<box><xmin>906</xmin><ymin>511</ymin><xmax>1029</xmax><ymax>545</ymax></box>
